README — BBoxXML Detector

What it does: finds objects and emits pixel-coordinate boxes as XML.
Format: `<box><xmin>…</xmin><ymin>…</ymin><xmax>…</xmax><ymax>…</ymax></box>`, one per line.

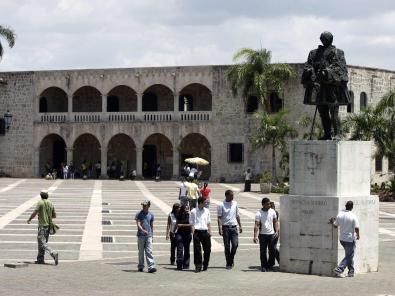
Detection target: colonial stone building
<box><xmin>0</xmin><ymin>64</ymin><xmax>393</xmax><ymax>182</ymax></box>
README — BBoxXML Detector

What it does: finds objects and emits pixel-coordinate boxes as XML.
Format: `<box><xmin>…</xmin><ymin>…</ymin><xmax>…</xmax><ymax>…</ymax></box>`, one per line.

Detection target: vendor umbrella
<box><xmin>184</xmin><ymin>157</ymin><xmax>210</xmax><ymax>166</ymax></box>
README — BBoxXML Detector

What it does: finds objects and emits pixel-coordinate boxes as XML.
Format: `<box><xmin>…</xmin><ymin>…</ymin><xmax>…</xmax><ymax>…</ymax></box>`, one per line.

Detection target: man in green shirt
<box><xmin>27</xmin><ymin>190</ymin><xmax>59</xmax><ymax>265</ymax></box>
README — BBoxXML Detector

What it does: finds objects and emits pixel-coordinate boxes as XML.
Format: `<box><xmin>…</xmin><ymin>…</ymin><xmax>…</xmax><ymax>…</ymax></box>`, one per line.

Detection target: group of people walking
<box><xmin>27</xmin><ymin>185</ymin><xmax>360</xmax><ymax>279</ymax></box>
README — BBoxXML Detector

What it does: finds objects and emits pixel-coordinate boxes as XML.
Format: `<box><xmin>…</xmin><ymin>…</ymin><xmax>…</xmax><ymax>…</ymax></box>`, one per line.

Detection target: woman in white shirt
<box><xmin>166</xmin><ymin>203</ymin><xmax>181</xmax><ymax>265</ymax></box>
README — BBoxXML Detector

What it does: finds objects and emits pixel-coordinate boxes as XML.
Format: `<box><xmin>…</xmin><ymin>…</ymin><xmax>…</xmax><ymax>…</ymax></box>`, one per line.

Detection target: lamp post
<box><xmin>0</xmin><ymin>110</ymin><xmax>12</xmax><ymax>135</ymax></box>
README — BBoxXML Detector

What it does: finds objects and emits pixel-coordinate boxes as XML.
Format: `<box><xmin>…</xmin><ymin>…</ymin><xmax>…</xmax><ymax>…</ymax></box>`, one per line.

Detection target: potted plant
<box><xmin>260</xmin><ymin>171</ymin><xmax>272</xmax><ymax>194</ymax></box>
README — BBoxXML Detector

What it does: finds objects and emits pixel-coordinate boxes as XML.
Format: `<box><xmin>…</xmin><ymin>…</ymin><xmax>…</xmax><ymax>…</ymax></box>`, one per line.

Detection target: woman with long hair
<box><xmin>175</xmin><ymin>204</ymin><xmax>192</xmax><ymax>270</ymax></box>
<box><xmin>166</xmin><ymin>203</ymin><xmax>180</xmax><ymax>265</ymax></box>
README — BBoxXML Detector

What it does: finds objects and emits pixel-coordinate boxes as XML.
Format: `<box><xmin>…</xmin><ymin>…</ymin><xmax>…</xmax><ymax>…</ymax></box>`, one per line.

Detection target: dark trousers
<box><xmin>259</xmin><ymin>234</ymin><xmax>276</xmax><ymax>269</ymax></box>
<box><xmin>274</xmin><ymin>236</ymin><xmax>280</xmax><ymax>264</ymax></box>
<box><xmin>318</xmin><ymin>105</ymin><xmax>340</xmax><ymax>138</ymax></box>
<box><xmin>176</xmin><ymin>232</ymin><xmax>191</xmax><ymax>268</ymax></box>
<box><xmin>170</xmin><ymin>234</ymin><xmax>176</xmax><ymax>264</ymax></box>
<box><xmin>222</xmin><ymin>226</ymin><xmax>239</xmax><ymax>266</ymax></box>
<box><xmin>193</xmin><ymin>230</ymin><xmax>211</xmax><ymax>268</ymax></box>
<box><xmin>244</xmin><ymin>180</ymin><xmax>251</xmax><ymax>192</ymax></box>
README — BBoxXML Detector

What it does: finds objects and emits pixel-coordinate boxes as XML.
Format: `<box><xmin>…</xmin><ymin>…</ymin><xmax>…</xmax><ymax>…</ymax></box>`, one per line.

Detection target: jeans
<box><xmin>37</xmin><ymin>227</ymin><xmax>56</xmax><ymax>263</ymax></box>
<box><xmin>170</xmin><ymin>233</ymin><xmax>176</xmax><ymax>264</ymax></box>
<box><xmin>193</xmin><ymin>230</ymin><xmax>211</xmax><ymax>269</ymax></box>
<box><xmin>222</xmin><ymin>226</ymin><xmax>239</xmax><ymax>266</ymax></box>
<box><xmin>176</xmin><ymin>232</ymin><xmax>192</xmax><ymax>268</ymax></box>
<box><xmin>244</xmin><ymin>180</ymin><xmax>251</xmax><ymax>192</ymax></box>
<box><xmin>180</xmin><ymin>196</ymin><xmax>188</xmax><ymax>207</ymax></box>
<box><xmin>259</xmin><ymin>234</ymin><xmax>276</xmax><ymax>269</ymax></box>
<box><xmin>336</xmin><ymin>240</ymin><xmax>356</xmax><ymax>275</ymax></box>
<box><xmin>137</xmin><ymin>236</ymin><xmax>155</xmax><ymax>270</ymax></box>
<box><xmin>189</xmin><ymin>199</ymin><xmax>197</xmax><ymax>209</ymax></box>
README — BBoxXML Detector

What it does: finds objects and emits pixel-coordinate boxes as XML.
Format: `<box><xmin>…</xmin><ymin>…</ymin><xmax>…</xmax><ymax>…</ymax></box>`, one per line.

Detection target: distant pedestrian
<box><xmin>183</xmin><ymin>163</ymin><xmax>190</xmax><ymax>177</ymax></box>
<box><xmin>69</xmin><ymin>162</ymin><xmax>75</xmax><ymax>179</ymax></box>
<box><xmin>155</xmin><ymin>164</ymin><xmax>161</xmax><ymax>181</ymax></box>
<box><xmin>27</xmin><ymin>190</ymin><xmax>59</xmax><ymax>265</ymax></box>
<box><xmin>175</xmin><ymin>205</ymin><xmax>192</xmax><ymax>270</ymax></box>
<box><xmin>135</xmin><ymin>200</ymin><xmax>156</xmax><ymax>273</ymax></box>
<box><xmin>217</xmin><ymin>190</ymin><xmax>243</xmax><ymax>269</ymax></box>
<box><xmin>270</xmin><ymin>201</ymin><xmax>280</xmax><ymax>264</ymax></box>
<box><xmin>179</xmin><ymin>177</ymin><xmax>188</xmax><ymax>206</ymax></box>
<box><xmin>95</xmin><ymin>161</ymin><xmax>101</xmax><ymax>179</ymax></box>
<box><xmin>189</xmin><ymin>197</ymin><xmax>211</xmax><ymax>272</ymax></box>
<box><xmin>244</xmin><ymin>169</ymin><xmax>252</xmax><ymax>192</ymax></box>
<box><xmin>200</xmin><ymin>182</ymin><xmax>211</xmax><ymax>208</ymax></box>
<box><xmin>166</xmin><ymin>203</ymin><xmax>181</xmax><ymax>265</ymax></box>
<box><xmin>63</xmin><ymin>164</ymin><xmax>68</xmax><ymax>179</ymax></box>
<box><xmin>185</xmin><ymin>179</ymin><xmax>199</xmax><ymax>209</ymax></box>
<box><xmin>329</xmin><ymin>201</ymin><xmax>360</xmax><ymax>278</ymax></box>
<box><xmin>254</xmin><ymin>197</ymin><xmax>279</xmax><ymax>272</ymax></box>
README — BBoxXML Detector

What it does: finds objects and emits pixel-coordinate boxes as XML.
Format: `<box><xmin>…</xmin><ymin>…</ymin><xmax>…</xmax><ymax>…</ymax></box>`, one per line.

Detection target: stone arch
<box><xmin>179</xmin><ymin>83</ymin><xmax>212</xmax><ymax>111</ymax></box>
<box><xmin>143</xmin><ymin>84</ymin><xmax>174</xmax><ymax>111</ymax></box>
<box><xmin>360</xmin><ymin>92</ymin><xmax>368</xmax><ymax>110</ymax></box>
<box><xmin>39</xmin><ymin>134</ymin><xmax>67</xmax><ymax>177</ymax></box>
<box><xmin>179</xmin><ymin>133</ymin><xmax>211</xmax><ymax>179</ymax></box>
<box><xmin>143</xmin><ymin>133</ymin><xmax>173</xmax><ymax>179</ymax></box>
<box><xmin>347</xmin><ymin>91</ymin><xmax>354</xmax><ymax>113</ymax></box>
<box><xmin>73</xmin><ymin>133</ymin><xmax>101</xmax><ymax>178</ymax></box>
<box><xmin>73</xmin><ymin>86</ymin><xmax>102</xmax><ymax>112</ymax></box>
<box><xmin>107</xmin><ymin>134</ymin><xmax>136</xmax><ymax>179</ymax></box>
<box><xmin>39</xmin><ymin>87</ymin><xmax>68</xmax><ymax>113</ymax></box>
<box><xmin>107</xmin><ymin>85</ymin><xmax>137</xmax><ymax>112</ymax></box>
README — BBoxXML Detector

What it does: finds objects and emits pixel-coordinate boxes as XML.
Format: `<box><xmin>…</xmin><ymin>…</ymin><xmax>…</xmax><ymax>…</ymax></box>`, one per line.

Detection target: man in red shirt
<box><xmin>200</xmin><ymin>182</ymin><xmax>211</xmax><ymax>209</ymax></box>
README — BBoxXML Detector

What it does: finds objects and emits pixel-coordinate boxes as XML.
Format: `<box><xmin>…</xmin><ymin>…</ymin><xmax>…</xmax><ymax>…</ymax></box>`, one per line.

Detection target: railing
<box><xmin>74</xmin><ymin>113</ymin><xmax>101</xmax><ymax>123</ymax></box>
<box><xmin>143</xmin><ymin>112</ymin><xmax>173</xmax><ymax>121</ymax></box>
<box><xmin>180</xmin><ymin>111</ymin><xmax>211</xmax><ymax>121</ymax></box>
<box><xmin>40</xmin><ymin>113</ymin><xmax>67</xmax><ymax>123</ymax></box>
<box><xmin>108</xmin><ymin>112</ymin><xmax>137</xmax><ymax>122</ymax></box>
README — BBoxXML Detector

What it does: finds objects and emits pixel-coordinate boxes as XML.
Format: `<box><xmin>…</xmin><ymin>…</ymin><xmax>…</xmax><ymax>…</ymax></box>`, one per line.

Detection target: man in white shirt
<box><xmin>254</xmin><ymin>197</ymin><xmax>279</xmax><ymax>272</ymax></box>
<box><xmin>189</xmin><ymin>197</ymin><xmax>211</xmax><ymax>272</ymax></box>
<box><xmin>329</xmin><ymin>201</ymin><xmax>360</xmax><ymax>277</ymax></box>
<box><xmin>179</xmin><ymin>177</ymin><xmax>188</xmax><ymax>206</ymax></box>
<box><xmin>217</xmin><ymin>190</ymin><xmax>243</xmax><ymax>270</ymax></box>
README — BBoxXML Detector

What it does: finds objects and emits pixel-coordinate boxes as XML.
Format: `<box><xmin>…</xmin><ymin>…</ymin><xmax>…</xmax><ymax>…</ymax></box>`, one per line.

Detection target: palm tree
<box><xmin>0</xmin><ymin>25</ymin><xmax>16</xmax><ymax>61</ymax></box>
<box><xmin>252</xmin><ymin>110</ymin><xmax>298</xmax><ymax>184</ymax></box>
<box><xmin>226</xmin><ymin>48</ymin><xmax>295</xmax><ymax>112</ymax></box>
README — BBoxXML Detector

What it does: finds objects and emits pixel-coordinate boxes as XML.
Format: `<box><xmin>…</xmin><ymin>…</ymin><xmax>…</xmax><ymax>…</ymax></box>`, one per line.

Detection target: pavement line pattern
<box><xmin>0</xmin><ymin>179</ymin><xmax>27</xmax><ymax>193</ymax></box>
<box><xmin>219</xmin><ymin>183</ymin><xmax>280</xmax><ymax>206</ymax></box>
<box><xmin>79</xmin><ymin>181</ymin><xmax>102</xmax><ymax>260</ymax></box>
<box><xmin>0</xmin><ymin>179</ymin><xmax>63</xmax><ymax>230</ymax></box>
<box><xmin>138</xmin><ymin>181</ymin><xmax>223</xmax><ymax>252</ymax></box>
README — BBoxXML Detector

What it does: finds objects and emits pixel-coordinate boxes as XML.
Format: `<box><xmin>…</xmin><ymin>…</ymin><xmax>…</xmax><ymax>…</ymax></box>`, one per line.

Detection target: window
<box><xmin>347</xmin><ymin>91</ymin><xmax>354</xmax><ymax>113</ymax></box>
<box><xmin>228</xmin><ymin>143</ymin><xmax>243</xmax><ymax>163</ymax></box>
<box><xmin>107</xmin><ymin>95</ymin><xmax>119</xmax><ymax>112</ymax></box>
<box><xmin>360</xmin><ymin>92</ymin><xmax>368</xmax><ymax>110</ymax></box>
<box><xmin>246</xmin><ymin>96</ymin><xmax>258</xmax><ymax>113</ymax></box>
<box><xmin>269</xmin><ymin>92</ymin><xmax>283</xmax><ymax>113</ymax></box>
<box><xmin>375</xmin><ymin>156</ymin><xmax>382</xmax><ymax>172</ymax></box>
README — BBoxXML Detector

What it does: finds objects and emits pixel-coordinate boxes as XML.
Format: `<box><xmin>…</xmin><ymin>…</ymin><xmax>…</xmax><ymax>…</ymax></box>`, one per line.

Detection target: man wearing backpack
<box><xmin>27</xmin><ymin>190</ymin><xmax>59</xmax><ymax>265</ymax></box>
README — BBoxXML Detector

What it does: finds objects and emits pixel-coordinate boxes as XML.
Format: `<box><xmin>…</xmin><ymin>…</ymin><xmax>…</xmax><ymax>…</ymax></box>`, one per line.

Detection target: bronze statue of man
<box><xmin>301</xmin><ymin>31</ymin><xmax>351</xmax><ymax>140</ymax></box>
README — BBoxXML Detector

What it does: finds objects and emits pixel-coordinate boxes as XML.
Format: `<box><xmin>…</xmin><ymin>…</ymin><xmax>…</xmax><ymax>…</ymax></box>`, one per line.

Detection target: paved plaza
<box><xmin>0</xmin><ymin>178</ymin><xmax>394</xmax><ymax>295</ymax></box>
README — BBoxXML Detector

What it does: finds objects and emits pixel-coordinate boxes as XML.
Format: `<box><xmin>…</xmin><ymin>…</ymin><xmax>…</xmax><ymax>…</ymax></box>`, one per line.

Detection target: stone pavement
<box><xmin>0</xmin><ymin>178</ymin><xmax>394</xmax><ymax>295</ymax></box>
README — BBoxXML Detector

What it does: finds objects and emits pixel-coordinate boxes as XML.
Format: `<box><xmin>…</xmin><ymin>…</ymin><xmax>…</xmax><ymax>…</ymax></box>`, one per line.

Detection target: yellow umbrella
<box><xmin>184</xmin><ymin>157</ymin><xmax>210</xmax><ymax>166</ymax></box>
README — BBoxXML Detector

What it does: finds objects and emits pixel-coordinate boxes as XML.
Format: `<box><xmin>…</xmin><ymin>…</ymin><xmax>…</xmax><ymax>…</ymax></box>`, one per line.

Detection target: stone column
<box><xmin>173</xmin><ymin>92</ymin><xmax>179</xmax><ymax>120</ymax></box>
<box><xmin>102</xmin><ymin>94</ymin><xmax>107</xmax><ymax>113</ymax></box>
<box><xmin>68</xmin><ymin>94</ymin><xmax>73</xmax><ymax>122</ymax></box>
<box><xmin>100</xmin><ymin>146</ymin><xmax>108</xmax><ymax>178</ymax></box>
<box><xmin>136</xmin><ymin>147</ymin><xmax>143</xmax><ymax>178</ymax></box>
<box><xmin>66</xmin><ymin>147</ymin><xmax>73</xmax><ymax>164</ymax></box>
<box><xmin>172</xmin><ymin>148</ymin><xmax>179</xmax><ymax>179</ymax></box>
<box><xmin>33</xmin><ymin>147</ymin><xmax>40</xmax><ymax>177</ymax></box>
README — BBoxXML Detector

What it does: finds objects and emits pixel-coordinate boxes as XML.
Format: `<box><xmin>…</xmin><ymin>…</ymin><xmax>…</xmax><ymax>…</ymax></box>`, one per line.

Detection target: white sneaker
<box><xmin>333</xmin><ymin>268</ymin><xmax>344</xmax><ymax>278</ymax></box>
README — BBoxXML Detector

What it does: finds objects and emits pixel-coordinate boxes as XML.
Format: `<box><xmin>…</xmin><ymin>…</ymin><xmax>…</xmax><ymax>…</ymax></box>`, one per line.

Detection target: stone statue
<box><xmin>301</xmin><ymin>31</ymin><xmax>351</xmax><ymax>140</ymax></box>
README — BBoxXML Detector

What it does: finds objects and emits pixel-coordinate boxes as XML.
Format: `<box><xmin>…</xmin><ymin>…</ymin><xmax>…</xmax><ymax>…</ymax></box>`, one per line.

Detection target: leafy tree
<box><xmin>226</xmin><ymin>48</ymin><xmax>295</xmax><ymax>112</ymax></box>
<box><xmin>252</xmin><ymin>110</ymin><xmax>298</xmax><ymax>184</ymax></box>
<box><xmin>298</xmin><ymin>114</ymin><xmax>324</xmax><ymax>140</ymax></box>
<box><xmin>0</xmin><ymin>25</ymin><xmax>16</xmax><ymax>61</ymax></box>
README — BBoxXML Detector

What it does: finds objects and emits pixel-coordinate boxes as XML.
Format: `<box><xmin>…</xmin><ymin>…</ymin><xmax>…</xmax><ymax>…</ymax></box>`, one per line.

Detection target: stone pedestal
<box><xmin>280</xmin><ymin>141</ymin><xmax>379</xmax><ymax>276</ymax></box>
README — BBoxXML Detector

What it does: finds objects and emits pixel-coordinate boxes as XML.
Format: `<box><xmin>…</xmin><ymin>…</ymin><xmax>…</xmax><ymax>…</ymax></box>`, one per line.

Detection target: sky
<box><xmin>0</xmin><ymin>0</ymin><xmax>395</xmax><ymax>71</ymax></box>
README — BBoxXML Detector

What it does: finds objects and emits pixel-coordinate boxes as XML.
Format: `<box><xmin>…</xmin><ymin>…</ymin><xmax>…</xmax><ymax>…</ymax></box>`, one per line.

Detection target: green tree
<box><xmin>226</xmin><ymin>48</ymin><xmax>295</xmax><ymax>111</ymax></box>
<box><xmin>252</xmin><ymin>110</ymin><xmax>298</xmax><ymax>184</ymax></box>
<box><xmin>0</xmin><ymin>25</ymin><xmax>16</xmax><ymax>60</ymax></box>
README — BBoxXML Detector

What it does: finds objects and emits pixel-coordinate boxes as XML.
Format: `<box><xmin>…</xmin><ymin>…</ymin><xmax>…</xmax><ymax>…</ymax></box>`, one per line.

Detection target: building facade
<box><xmin>0</xmin><ymin>64</ymin><xmax>393</xmax><ymax>182</ymax></box>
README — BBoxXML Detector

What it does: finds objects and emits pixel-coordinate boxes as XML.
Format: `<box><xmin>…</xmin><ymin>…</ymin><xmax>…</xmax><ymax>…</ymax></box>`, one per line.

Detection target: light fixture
<box><xmin>4</xmin><ymin>110</ymin><xmax>12</xmax><ymax>130</ymax></box>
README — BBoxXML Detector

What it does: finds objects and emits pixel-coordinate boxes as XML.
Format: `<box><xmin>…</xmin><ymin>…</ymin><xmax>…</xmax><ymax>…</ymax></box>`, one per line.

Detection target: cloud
<box><xmin>0</xmin><ymin>0</ymin><xmax>394</xmax><ymax>71</ymax></box>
